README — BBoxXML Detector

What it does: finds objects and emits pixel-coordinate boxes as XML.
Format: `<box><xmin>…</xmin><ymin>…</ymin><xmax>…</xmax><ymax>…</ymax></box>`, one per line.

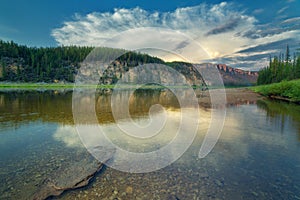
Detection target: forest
<box><xmin>0</xmin><ymin>40</ymin><xmax>163</xmax><ymax>83</ymax></box>
<box><xmin>257</xmin><ymin>45</ymin><xmax>300</xmax><ymax>85</ymax></box>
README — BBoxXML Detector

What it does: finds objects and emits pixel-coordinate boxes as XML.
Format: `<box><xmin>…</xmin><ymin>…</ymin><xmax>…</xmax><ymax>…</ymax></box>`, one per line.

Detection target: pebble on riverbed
<box><xmin>125</xmin><ymin>186</ymin><xmax>133</xmax><ymax>194</ymax></box>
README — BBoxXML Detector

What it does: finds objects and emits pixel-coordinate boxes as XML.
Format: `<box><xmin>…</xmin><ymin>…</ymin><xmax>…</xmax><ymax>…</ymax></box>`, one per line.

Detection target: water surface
<box><xmin>0</xmin><ymin>90</ymin><xmax>300</xmax><ymax>199</ymax></box>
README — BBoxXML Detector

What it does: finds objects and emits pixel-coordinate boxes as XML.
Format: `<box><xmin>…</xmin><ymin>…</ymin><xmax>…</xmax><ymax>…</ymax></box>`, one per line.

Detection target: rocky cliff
<box><xmin>216</xmin><ymin>64</ymin><xmax>258</xmax><ymax>86</ymax></box>
<box><xmin>92</xmin><ymin>61</ymin><xmax>258</xmax><ymax>87</ymax></box>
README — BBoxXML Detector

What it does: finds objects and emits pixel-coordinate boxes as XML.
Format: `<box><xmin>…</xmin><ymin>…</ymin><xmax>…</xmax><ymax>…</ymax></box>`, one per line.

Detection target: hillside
<box><xmin>0</xmin><ymin>40</ymin><xmax>257</xmax><ymax>86</ymax></box>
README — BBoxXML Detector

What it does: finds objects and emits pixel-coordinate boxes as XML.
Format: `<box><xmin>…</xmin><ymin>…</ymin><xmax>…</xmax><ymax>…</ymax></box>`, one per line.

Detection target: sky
<box><xmin>0</xmin><ymin>0</ymin><xmax>300</xmax><ymax>70</ymax></box>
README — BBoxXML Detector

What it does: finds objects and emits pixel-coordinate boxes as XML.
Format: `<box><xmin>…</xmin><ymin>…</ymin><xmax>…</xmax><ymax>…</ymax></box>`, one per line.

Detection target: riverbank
<box><xmin>0</xmin><ymin>82</ymin><xmax>74</xmax><ymax>89</ymax></box>
<box><xmin>0</xmin><ymin>82</ymin><xmax>204</xmax><ymax>90</ymax></box>
<box><xmin>252</xmin><ymin>79</ymin><xmax>300</xmax><ymax>104</ymax></box>
<box><xmin>198</xmin><ymin>88</ymin><xmax>264</xmax><ymax>108</ymax></box>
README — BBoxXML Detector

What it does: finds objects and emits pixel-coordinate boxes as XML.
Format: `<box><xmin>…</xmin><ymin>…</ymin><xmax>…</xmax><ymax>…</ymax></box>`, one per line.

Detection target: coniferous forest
<box><xmin>0</xmin><ymin>40</ymin><xmax>162</xmax><ymax>83</ymax></box>
<box><xmin>257</xmin><ymin>45</ymin><xmax>300</xmax><ymax>85</ymax></box>
<box><xmin>0</xmin><ymin>40</ymin><xmax>93</xmax><ymax>82</ymax></box>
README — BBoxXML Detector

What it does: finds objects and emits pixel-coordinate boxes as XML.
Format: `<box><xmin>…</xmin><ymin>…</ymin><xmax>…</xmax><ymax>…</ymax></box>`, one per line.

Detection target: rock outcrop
<box><xmin>216</xmin><ymin>64</ymin><xmax>258</xmax><ymax>86</ymax></box>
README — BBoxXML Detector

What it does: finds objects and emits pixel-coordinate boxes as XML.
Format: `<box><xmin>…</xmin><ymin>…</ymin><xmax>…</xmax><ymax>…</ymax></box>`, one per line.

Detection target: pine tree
<box><xmin>258</xmin><ymin>44</ymin><xmax>300</xmax><ymax>85</ymax></box>
<box><xmin>17</xmin><ymin>65</ymin><xmax>21</xmax><ymax>81</ymax></box>
<box><xmin>285</xmin><ymin>44</ymin><xmax>291</xmax><ymax>63</ymax></box>
<box><xmin>1</xmin><ymin>60</ymin><xmax>6</xmax><ymax>80</ymax></box>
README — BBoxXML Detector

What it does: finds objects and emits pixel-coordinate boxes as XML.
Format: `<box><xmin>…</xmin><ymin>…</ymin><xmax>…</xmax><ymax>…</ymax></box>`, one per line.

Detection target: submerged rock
<box><xmin>215</xmin><ymin>179</ymin><xmax>224</xmax><ymax>187</ymax></box>
<box><xmin>32</xmin><ymin>147</ymin><xmax>115</xmax><ymax>200</ymax></box>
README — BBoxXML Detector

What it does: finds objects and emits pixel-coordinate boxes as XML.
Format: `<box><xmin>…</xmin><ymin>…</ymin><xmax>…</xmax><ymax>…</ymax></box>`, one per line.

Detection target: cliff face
<box><xmin>83</xmin><ymin>61</ymin><xmax>207</xmax><ymax>87</ymax></box>
<box><xmin>216</xmin><ymin>64</ymin><xmax>258</xmax><ymax>86</ymax></box>
<box><xmin>93</xmin><ymin>61</ymin><xmax>257</xmax><ymax>86</ymax></box>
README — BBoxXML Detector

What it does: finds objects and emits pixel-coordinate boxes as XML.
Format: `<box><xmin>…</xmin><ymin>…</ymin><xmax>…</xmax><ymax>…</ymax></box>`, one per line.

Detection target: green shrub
<box><xmin>253</xmin><ymin>79</ymin><xmax>300</xmax><ymax>102</ymax></box>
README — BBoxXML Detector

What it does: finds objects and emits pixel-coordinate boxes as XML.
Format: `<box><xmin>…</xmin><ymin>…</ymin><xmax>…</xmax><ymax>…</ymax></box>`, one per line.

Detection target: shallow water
<box><xmin>0</xmin><ymin>90</ymin><xmax>300</xmax><ymax>199</ymax></box>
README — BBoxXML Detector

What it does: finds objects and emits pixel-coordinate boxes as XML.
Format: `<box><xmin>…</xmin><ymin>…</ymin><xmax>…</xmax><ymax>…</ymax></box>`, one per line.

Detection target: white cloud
<box><xmin>281</xmin><ymin>17</ymin><xmax>300</xmax><ymax>24</ymax></box>
<box><xmin>277</xmin><ymin>6</ymin><xmax>289</xmax><ymax>15</ymax></box>
<box><xmin>54</xmin><ymin>4</ymin><xmax>228</xmax><ymax>43</ymax></box>
<box><xmin>52</xmin><ymin>2</ymin><xmax>300</xmax><ymax>70</ymax></box>
<box><xmin>252</xmin><ymin>8</ymin><xmax>264</xmax><ymax>15</ymax></box>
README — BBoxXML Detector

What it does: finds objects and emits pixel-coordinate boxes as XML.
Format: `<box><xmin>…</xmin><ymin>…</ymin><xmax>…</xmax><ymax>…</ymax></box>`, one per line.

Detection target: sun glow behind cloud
<box><xmin>52</xmin><ymin>2</ymin><xmax>300</xmax><ymax>70</ymax></box>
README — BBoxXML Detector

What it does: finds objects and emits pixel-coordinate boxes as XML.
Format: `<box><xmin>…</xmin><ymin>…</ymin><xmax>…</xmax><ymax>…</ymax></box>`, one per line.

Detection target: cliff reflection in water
<box><xmin>0</xmin><ymin>89</ymin><xmax>182</xmax><ymax>126</ymax></box>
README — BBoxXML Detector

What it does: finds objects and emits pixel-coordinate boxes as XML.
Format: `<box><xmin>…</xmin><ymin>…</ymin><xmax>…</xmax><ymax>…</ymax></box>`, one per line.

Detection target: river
<box><xmin>0</xmin><ymin>89</ymin><xmax>300</xmax><ymax>199</ymax></box>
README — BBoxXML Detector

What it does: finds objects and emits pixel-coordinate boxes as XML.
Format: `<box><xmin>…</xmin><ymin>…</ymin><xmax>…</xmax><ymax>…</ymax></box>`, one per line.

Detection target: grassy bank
<box><xmin>252</xmin><ymin>79</ymin><xmax>300</xmax><ymax>103</ymax></box>
<box><xmin>0</xmin><ymin>83</ymin><xmax>131</xmax><ymax>90</ymax></box>
<box><xmin>0</xmin><ymin>82</ymin><xmax>207</xmax><ymax>90</ymax></box>
<box><xmin>0</xmin><ymin>82</ymin><xmax>75</xmax><ymax>89</ymax></box>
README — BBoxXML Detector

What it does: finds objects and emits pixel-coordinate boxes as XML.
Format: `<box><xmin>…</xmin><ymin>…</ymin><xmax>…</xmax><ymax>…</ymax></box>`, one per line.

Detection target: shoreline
<box><xmin>198</xmin><ymin>88</ymin><xmax>265</xmax><ymax>108</ymax></box>
<box><xmin>0</xmin><ymin>82</ymin><xmax>205</xmax><ymax>90</ymax></box>
<box><xmin>252</xmin><ymin>79</ymin><xmax>300</xmax><ymax>104</ymax></box>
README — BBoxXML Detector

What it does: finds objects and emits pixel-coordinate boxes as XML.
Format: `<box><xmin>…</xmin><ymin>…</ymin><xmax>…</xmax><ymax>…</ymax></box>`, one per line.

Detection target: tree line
<box><xmin>0</xmin><ymin>40</ymin><xmax>163</xmax><ymax>83</ymax></box>
<box><xmin>257</xmin><ymin>45</ymin><xmax>300</xmax><ymax>85</ymax></box>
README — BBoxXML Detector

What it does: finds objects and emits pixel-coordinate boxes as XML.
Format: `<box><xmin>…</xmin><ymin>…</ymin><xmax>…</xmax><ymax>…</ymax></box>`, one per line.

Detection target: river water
<box><xmin>0</xmin><ymin>89</ymin><xmax>299</xmax><ymax>199</ymax></box>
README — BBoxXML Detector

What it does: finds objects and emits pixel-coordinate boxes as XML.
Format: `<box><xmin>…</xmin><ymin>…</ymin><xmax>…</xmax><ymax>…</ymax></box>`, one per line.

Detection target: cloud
<box><xmin>205</xmin><ymin>18</ymin><xmax>240</xmax><ymax>36</ymax></box>
<box><xmin>52</xmin><ymin>2</ymin><xmax>300</xmax><ymax>70</ymax></box>
<box><xmin>237</xmin><ymin>38</ymin><xmax>294</xmax><ymax>54</ymax></box>
<box><xmin>52</xmin><ymin>2</ymin><xmax>255</xmax><ymax>62</ymax></box>
<box><xmin>281</xmin><ymin>17</ymin><xmax>300</xmax><ymax>24</ymax></box>
<box><xmin>240</xmin><ymin>19</ymin><xmax>300</xmax><ymax>39</ymax></box>
<box><xmin>52</xmin><ymin>3</ymin><xmax>255</xmax><ymax>46</ymax></box>
<box><xmin>174</xmin><ymin>40</ymin><xmax>190</xmax><ymax>51</ymax></box>
<box><xmin>204</xmin><ymin>29</ymin><xmax>300</xmax><ymax>70</ymax></box>
<box><xmin>252</xmin><ymin>9</ymin><xmax>264</xmax><ymax>15</ymax></box>
<box><xmin>277</xmin><ymin>6</ymin><xmax>289</xmax><ymax>14</ymax></box>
